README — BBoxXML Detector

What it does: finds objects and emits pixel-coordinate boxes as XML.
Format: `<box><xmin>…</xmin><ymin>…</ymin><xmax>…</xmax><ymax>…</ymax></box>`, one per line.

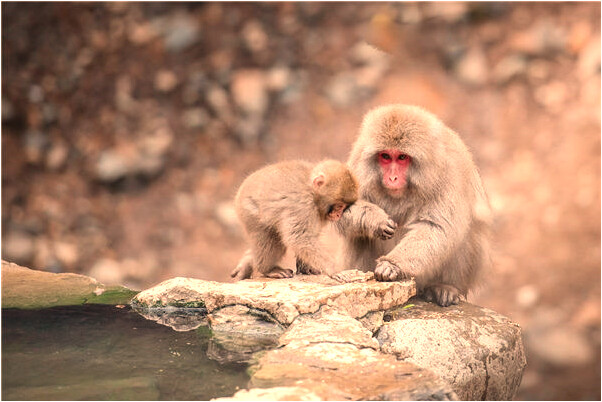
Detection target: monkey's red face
<box><xmin>378</xmin><ymin>150</ymin><xmax>410</xmax><ymax>197</ymax></box>
<box><xmin>327</xmin><ymin>202</ymin><xmax>347</xmax><ymax>221</ymax></box>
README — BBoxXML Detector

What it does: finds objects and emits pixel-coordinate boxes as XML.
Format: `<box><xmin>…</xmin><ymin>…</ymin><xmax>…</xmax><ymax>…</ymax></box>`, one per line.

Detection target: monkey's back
<box><xmin>235</xmin><ymin>160</ymin><xmax>316</xmax><ymax>230</ymax></box>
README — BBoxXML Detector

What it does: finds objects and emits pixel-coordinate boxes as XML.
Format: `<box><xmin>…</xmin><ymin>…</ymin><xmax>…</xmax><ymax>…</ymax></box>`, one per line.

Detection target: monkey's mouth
<box><xmin>327</xmin><ymin>213</ymin><xmax>342</xmax><ymax>221</ymax></box>
<box><xmin>386</xmin><ymin>187</ymin><xmax>405</xmax><ymax>198</ymax></box>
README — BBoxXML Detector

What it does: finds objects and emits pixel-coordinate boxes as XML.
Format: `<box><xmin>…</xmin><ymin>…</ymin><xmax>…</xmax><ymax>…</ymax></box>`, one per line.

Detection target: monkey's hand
<box><xmin>375</xmin><ymin>218</ymin><xmax>397</xmax><ymax>240</ymax></box>
<box><xmin>374</xmin><ymin>259</ymin><xmax>413</xmax><ymax>282</ymax></box>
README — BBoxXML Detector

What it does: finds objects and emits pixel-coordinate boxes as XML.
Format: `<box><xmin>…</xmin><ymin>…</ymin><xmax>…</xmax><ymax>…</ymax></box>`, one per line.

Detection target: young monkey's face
<box><xmin>327</xmin><ymin>202</ymin><xmax>348</xmax><ymax>221</ymax></box>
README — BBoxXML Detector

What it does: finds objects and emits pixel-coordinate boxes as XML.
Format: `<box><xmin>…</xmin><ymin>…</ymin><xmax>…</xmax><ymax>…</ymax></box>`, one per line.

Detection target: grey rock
<box><xmin>159</xmin><ymin>14</ymin><xmax>201</xmax><ymax>52</ymax></box>
<box><xmin>41</xmin><ymin>103</ymin><xmax>58</xmax><ymax>124</ymax></box>
<box><xmin>181</xmin><ymin>107</ymin><xmax>210</xmax><ymax>129</ymax></box>
<box><xmin>279</xmin><ymin>307</ymin><xmax>379</xmax><ymax>350</ymax></box>
<box><xmin>28</xmin><ymin>85</ymin><xmax>44</xmax><ymax>103</ymax></box>
<box><xmin>377</xmin><ymin>299</ymin><xmax>526</xmax><ymax>400</ymax></box>
<box><xmin>132</xmin><ymin>273</ymin><xmax>416</xmax><ymax>326</ymax></box>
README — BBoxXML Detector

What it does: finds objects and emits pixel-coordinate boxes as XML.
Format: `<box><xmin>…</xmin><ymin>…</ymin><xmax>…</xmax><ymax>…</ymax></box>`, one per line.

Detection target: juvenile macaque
<box><xmin>336</xmin><ymin>105</ymin><xmax>491</xmax><ymax>306</ymax></box>
<box><xmin>232</xmin><ymin>160</ymin><xmax>359</xmax><ymax>280</ymax></box>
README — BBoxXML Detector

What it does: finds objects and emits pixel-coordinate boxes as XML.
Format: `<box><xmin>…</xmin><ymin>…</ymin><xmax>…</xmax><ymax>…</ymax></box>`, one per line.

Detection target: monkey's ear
<box><xmin>312</xmin><ymin>173</ymin><xmax>325</xmax><ymax>189</ymax></box>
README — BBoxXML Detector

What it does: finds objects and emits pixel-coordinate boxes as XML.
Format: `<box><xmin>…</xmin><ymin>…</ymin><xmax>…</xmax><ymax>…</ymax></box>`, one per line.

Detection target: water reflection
<box><xmin>2</xmin><ymin>305</ymin><xmax>249</xmax><ymax>401</ymax></box>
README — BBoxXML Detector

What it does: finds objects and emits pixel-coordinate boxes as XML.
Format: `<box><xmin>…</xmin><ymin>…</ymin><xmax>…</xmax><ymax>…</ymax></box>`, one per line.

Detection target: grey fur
<box><xmin>232</xmin><ymin>160</ymin><xmax>358</xmax><ymax>280</ymax></box>
<box><xmin>336</xmin><ymin>105</ymin><xmax>491</xmax><ymax>306</ymax></box>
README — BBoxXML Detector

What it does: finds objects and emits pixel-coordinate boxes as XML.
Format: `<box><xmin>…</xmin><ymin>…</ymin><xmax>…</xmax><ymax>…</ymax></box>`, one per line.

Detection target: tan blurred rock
<box><xmin>230</xmin><ymin>69</ymin><xmax>268</xmax><ymax>116</ymax></box>
<box><xmin>154</xmin><ymin>70</ymin><xmax>178</xmax><ymax>93</ymax></box>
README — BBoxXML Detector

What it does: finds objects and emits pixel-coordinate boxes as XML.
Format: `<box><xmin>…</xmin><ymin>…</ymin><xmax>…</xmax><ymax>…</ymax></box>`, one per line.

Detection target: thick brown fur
<box><xmin>336</xmin><ymin>104</ymin><xmax>491</xmax><ymax>306</ymax></box>
<box><xmin>232</xmin><ymin>159</ymin><xmax>358</xmax><ymax>280</ymax></box>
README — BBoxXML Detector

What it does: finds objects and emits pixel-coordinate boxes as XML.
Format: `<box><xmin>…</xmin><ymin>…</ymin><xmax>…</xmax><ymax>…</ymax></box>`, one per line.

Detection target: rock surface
<box><xmin>242</xmin><ymin>305</ymin><xmax>458</xmax><ymax>401</ymax></box>
<box><xmin>132</xmin><ymin>271</ymin><xmax>416</xmax><ymax>325</ymax></box>
<box><xmin>1</xmin><ymin>260</ymin><xmax>138</xmax><ymax>309</ymax></box>
<box><xmin>377</xmin><ymin>298</ymin><xmax>527</xmax><ymax>400</ymax></box>
<box><xmin>133</xmin><ymin>272</ymin><xmax>526</xmax><ymax>401</ymax></box>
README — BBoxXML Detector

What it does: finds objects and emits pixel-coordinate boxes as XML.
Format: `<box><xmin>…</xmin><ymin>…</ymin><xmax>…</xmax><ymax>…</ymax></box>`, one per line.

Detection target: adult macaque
<box><xmin>231</xmin><ymin>160</ymin><xmax>359</xmax><ymax>280</ymax></box>
<box><xmin>336</xmin><ymin>105</ymin><xmax>491</xmax><ymax>306</ymax></box>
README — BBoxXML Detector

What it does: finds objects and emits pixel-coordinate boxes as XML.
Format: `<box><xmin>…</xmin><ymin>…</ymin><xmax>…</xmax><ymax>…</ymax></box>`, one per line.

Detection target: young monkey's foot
<box><xmin>264</xmin><ymin>266</ymin><xmax>294</xmax><ymax>279</ymax></box>
<box><xmin>296</xmin><ymin>259</ymin><xmax>321</xmax><ymax>275</ymax></box>
<box><xmin>422</xmin><ymin>284</ymin><xmax>462</xmax><ymax>307</ymax></box>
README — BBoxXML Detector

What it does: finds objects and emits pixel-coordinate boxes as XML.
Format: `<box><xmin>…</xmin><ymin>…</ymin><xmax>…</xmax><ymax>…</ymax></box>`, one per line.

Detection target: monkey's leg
<box><xmin>252</xmin><ymin>232</ymin><xmax>293</xmax><ymax>279</ymax></box>
<box><xmin>296</xmin><ymin>257</ymin><xmax>321</xmax><ymax>275</ymax></box>
<box><xmin>336</xmin><ymin>200</ymin><xmax>396</xmax><ymax>240</ymax></box>
<box><xmin>289</xmin><ymin>240</ymin><xmax>338</xmax><ymax>276</ymax></box>
<box><xmin>231</xmin><ymin>248</ymin><xmax>254</xmax><ymax>281</ymax></box>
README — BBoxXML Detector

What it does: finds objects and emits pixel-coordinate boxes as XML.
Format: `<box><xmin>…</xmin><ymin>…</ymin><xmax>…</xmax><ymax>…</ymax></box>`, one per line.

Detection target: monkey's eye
<box><xmin>398</xmin><ymin>154</ymin><xmax>408</xmax><ymax>161</ymax></box>
<box><xmin>379</xmin><ymin>153</ymin><xmax>392</xmax><ymax>162</ymax></box>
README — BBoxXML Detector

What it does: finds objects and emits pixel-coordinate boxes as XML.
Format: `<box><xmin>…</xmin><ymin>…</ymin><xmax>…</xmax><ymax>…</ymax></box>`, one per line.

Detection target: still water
<box><xmin>2</xmin><ymin>305</ymin><xmax>250</xmax><ymax>400</ymax></box>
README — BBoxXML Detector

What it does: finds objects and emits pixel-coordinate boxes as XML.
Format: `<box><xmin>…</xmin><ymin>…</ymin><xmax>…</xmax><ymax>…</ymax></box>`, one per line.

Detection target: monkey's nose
<box><xmin>389</xmin><ymin>176</ymin><xmax>398</xmax><ymax>182</ymax></box>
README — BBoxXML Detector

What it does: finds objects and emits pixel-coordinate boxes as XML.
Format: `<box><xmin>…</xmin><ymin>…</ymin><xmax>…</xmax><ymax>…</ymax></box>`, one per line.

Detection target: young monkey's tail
<box><xmin>231</xmin><ymin>248</ymin><xmax>254</xmax><ymax>280</ymax></box>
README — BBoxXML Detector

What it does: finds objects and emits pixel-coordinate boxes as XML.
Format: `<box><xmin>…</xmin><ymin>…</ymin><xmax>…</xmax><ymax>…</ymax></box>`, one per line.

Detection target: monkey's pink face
<box><xmin>327</xmin><ymin>202</ymin><xmax>348</xmax><ymax>221</ymax></box>
<box><xmin>378</xmin><ymin>150</ymin><xmax>411</xmax><ymax>197</ymax></box>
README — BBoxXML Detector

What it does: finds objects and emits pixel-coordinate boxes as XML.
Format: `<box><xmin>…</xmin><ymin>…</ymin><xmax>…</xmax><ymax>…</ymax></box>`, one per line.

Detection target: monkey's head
<box><xmin>349</xmin><ymin>104</ymin><xmax>452</xmax><ymax>199</ymax></box>
<box><xmin>310</xmin><ymin>160</ymin><xmax>359</xmax><ymax>221</ymax></box>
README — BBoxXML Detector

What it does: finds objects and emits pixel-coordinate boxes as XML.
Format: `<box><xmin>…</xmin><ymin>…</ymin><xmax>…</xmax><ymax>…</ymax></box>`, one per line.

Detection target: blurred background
<box><xmin>1</xmin><ymin>2</ymin><xmax>600</xmax><ymax>400</ymax></box>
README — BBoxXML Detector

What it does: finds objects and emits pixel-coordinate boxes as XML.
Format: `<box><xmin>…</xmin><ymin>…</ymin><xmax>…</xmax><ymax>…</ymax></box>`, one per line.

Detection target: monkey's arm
<box><xmin>335</xmin><ymin>200</ymin><xmax>396</xmax><ymax>240</ymax></box>
<box><xmin>375</xmin><ymin>206</ymin><xmax>469</xmax><ymax>282</ymax></box>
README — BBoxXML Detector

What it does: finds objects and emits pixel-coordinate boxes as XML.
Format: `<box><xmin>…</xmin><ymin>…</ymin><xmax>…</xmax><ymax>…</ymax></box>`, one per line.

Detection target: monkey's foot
<box><xmin>264</xmin><ymin>266</ymin><xmax>294</xmax><ymax>279</ymax></box>
<box><xmin>295</xmin><ymin>259</ymin><xmax>321</xmax><ymax>275</ymax></box>
<box><xmin>375</xmin><ymin>218</ymin><xmax>397</xmax><ymax>240</ymax></box>
<box><xmin>374</xmin><ymin>260</ymin><xmax>412</xmax><ymax>282</ymax></box>
<box><xmin>231</xmin><ymin>263</ymin><xmax>253</xmax><ymax>281</ymax></box>
<box><xmin>422</xmin><ymin>284</ymin><xmax>461</xmax><ymax>307</ymax></box>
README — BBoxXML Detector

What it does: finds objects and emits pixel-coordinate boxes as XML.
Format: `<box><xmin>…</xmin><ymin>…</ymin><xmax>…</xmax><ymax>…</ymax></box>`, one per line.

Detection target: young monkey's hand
<box><xmin>375</xmin><ymin>218</ymin><xmax>397</xmax><ymax>240</ymax></box>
